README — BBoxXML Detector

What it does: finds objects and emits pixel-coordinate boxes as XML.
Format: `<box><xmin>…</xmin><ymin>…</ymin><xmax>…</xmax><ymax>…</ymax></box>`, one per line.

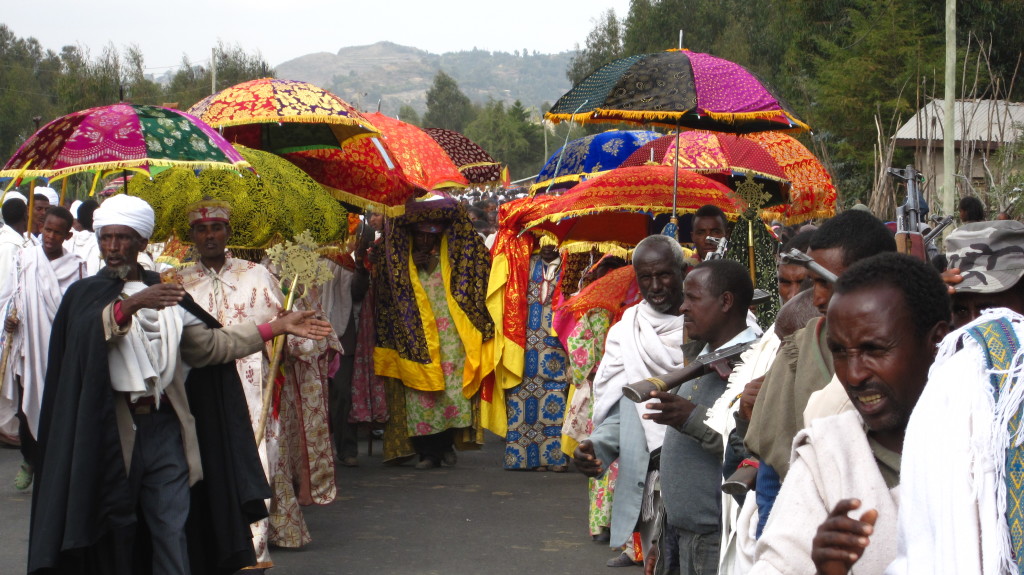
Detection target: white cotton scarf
<box><xmin>887</xmin><ymin>308</ymin><xmax>1024</xmax><ymax>575</ymax></box>
<box><xmin>592</xmin><ymin>301</ymin><xmax>686</xmax><ymax>452</ymax></box>
<box><xmin>107</xmin><ymin>281</ymin><xmax>182</xmax><ymax>405</ymax></box>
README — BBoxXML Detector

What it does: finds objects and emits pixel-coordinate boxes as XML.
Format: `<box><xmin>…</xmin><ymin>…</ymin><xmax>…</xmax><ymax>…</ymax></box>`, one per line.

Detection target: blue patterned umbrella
<box><xmin>530</xmin><ymin>130</ymin><xmax>661</xmax><ymax>194</ymax></box>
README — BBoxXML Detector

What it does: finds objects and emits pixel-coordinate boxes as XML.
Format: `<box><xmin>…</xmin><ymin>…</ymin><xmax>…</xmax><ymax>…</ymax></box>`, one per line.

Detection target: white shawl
<box><xmin>107</xmin><ymin>281</ymin><xmax>183</xmax><ymax>405</ymax></box>
<box><xmin>887</xmin><ymin>308</ymin><xmax>1024</xmax><ymax>575</ymax></box>
<box><xmin>752</xmin><ymin>410</ymin><xmax>900</xmax><ymax>575</ymax></box>
<box><xmin>4</xmin><ymin>246</ymin><xmax>83</xmax><ymax>436</ymax></box>
<box><xmin>592</xmin><ymin>301</ymin><xmax>686</xmax><ymax>452</ymax></box>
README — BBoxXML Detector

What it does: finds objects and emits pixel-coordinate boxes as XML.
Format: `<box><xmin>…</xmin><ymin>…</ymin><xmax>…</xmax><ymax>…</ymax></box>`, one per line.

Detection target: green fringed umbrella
<box><xmin>130</xmin><ymin>144</ymin><xmax>347</xmax><ymax>248</ymax></box>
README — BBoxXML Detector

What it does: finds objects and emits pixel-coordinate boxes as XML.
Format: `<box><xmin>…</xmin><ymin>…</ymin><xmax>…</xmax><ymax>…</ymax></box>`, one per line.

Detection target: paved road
<box><xmin>0</xmin><ymin>433</ymin><xmax>621</xmax><ymax>574</ymax></box>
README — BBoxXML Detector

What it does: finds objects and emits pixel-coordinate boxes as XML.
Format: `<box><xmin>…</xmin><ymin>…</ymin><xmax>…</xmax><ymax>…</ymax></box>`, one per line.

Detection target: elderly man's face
<box><xmin>98</xmin><ymin>224</ymin><xmax>146</xmax><ymax>277</ymax></box>
<box><xmin>634</xmin><ymin>245</ymin><xmax>684</xmax><ymax>315</ymax></box>
<box><xmin>827</xmin><ymin>286</ymin><xmax>944</xmax><ymax>451</ymax></box>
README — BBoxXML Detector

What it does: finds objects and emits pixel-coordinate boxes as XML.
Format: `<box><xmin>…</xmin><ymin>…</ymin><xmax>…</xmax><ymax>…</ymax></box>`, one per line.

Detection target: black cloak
<box><xmin>28</xmin><ymin>268</ymin><xmax>270</xmax><ymax>574</ymax></box>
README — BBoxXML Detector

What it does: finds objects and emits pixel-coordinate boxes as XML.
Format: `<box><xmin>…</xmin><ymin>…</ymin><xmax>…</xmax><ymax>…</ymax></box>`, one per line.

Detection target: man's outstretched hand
<box><xmin>812</xmin><ymin>498</ymin><xmax>878</xmax><ymax>575</ymax></box>
<box><xmin>270</xmin><ymin>310</ymin><xmax>333</xmax><ymax>340</ymax></box>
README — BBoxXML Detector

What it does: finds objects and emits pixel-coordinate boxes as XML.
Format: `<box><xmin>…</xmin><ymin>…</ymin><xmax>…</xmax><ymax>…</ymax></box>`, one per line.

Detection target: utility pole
<box><xmin>943</xmin><ymin>0</ymin><xmax>956</xmax><ymax>221</ymax></box>
<box><xmin>211</xmin><ymin>47</ymin><xmax>217</xmax><ymax>95</ymax></box>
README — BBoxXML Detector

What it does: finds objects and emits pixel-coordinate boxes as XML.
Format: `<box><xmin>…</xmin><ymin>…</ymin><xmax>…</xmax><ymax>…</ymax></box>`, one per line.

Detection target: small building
<box><xmin>893</xmin><ymin>99</ymin><xmax>1024</xmax><ymax>203</ymax></box>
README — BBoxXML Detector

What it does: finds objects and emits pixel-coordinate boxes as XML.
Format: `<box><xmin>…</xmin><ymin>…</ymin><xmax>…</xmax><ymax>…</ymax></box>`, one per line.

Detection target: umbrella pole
<box><xmin>747</xmin><ymin>218</ymin><xmax>756</xmax><ymax>285</ymax></box>
<box><xmin>671</xmin><ymin>122</ymin><xmax>681</xmax><ymax>240</ymax></box>
<box><xmin>544</xmin><ymin>100</ymin><xmax>589</xmax><ymax>195</ymax></box>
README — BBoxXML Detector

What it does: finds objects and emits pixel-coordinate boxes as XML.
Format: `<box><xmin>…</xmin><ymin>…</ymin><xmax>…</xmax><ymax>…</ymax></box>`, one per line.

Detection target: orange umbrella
<box><xmin>523</xmin><ymin>165</ymin><xmax>738</xmax><ymax>245</ymax></box>
<box><xmin>363</xmin><ymin>113</ymin><xmax>469</xmax><ymax>191</ymax></box>
<box><xmin>738</xmin><ymin>132</ymin><xmax>837</xmax><ymax>224</ymax></box>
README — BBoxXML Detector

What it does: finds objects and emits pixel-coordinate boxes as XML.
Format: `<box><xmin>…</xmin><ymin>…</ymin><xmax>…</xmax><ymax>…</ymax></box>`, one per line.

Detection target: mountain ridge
<box><xmin>275</xmin><ymin>41</ymin><xmax>575</xmax><ymax>117</ymax></box>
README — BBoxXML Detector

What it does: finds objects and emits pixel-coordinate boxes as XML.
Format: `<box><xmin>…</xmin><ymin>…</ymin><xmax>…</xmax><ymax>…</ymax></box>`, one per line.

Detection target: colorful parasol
<box><xmin>187</xmin><ymin>78</ymin><xmax>379</xmax><ymax>149</ymax></box>
<box><xmin>545</xmin><ymin>49</ymin><xmax>808</xmax><ymax>133</ymax></box>
<box><xmin>130</xmin><ymin>145</ymin><xmax>347</xmax><ymax>248</ymax></box>
<box><xmin>531</xmin><ymin>130</ymin><xmax>661</xmax><ymax>194</ymax></box>
<box><xmin>523</xmin><ymin>165</ymin><xmax>738</xmax><ymax>245</ymax></box>
<box><xmin>655</xmin><ymin>131</ymin><xmax>790</xmax><ymax>204</ymax></box>
<box><xmin>362</xmin><ymin>112</ymin><xmax>469</xmax><ymax>190</ymax></box>
<box><xmin>0</xmin><ymin>104</ymin><xmax>250</xmax><ymax>180</ymax></box>
<box><xmin>424</xmin><ymin>128</ymin><xmax>503</xmax><ymax>185</ymax></box>
<box><xmin>280</xmin><ymin>136</ymin><xmax>417</xmax><ymax>214</ymax></box>
<box><xmin>739</xmin><ymin>131</ymin><xmax>837</xmax><ymax>224</ymax></box>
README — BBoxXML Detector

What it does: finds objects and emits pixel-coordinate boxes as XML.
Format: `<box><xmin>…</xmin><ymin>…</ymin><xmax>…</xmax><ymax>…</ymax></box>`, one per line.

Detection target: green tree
<box><xmin>423</xmin><ymin>70</ymin><xmax>474</xmax><ymax>132</ymax></box>
<box><xmin>397</xmin><ymin>104</ymin><xmax>421</xmax><ymax>126</ymax></box>
<box><xmin>466</xmin><ymin>99</ymin><xmax>546</xmax><ymax>181</ymax></box>
<box><xmin>567</xmin><ymin>9</ymin><xmax>624</xmax><ymax>85</ymax></box>
<box><xmin>165</xmin><ymin>41</ymin><xmax>275</xmax><ymax>110</ymax></box>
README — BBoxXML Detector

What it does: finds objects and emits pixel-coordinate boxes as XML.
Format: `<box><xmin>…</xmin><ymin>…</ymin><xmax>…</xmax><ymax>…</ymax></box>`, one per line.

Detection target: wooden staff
<box><xmin>255</xmin><ymin>274</ymin><xmax>298</xmax><ymax>446</ymax></box>
<box><xmin>0</xmin><ymin>308</ymin><xmax>18</xmax><ymax>399</ymax></box>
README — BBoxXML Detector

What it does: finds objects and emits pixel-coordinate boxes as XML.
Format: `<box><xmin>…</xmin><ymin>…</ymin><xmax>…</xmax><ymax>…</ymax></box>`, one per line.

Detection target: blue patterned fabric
<box><xmin>966</xmin><ymin>317</ymin><xmax>1024</xmax><ymax>571</ymax></box>
<box><xmin>532</xmin><ymin>130</ymin><xmax>661</xmax><ymax>192</ymax></box>
<box><xmin>504</xmin><ymin>256</ymin><xmax>570</xmax><ymax>469</ymax></box>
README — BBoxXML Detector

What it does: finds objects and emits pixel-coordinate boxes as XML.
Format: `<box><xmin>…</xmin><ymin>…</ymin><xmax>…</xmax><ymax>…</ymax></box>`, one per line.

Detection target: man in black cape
<box><xmin>27</xmin><ymin>195</ymin><xmax>332</xmax><ymax>574</ymax></box>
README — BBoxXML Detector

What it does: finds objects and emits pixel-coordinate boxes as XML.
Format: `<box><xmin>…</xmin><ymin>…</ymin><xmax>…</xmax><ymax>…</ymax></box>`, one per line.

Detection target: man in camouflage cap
<box><xmin>945</xmin><ymin>219</ymin><xmax>1024</xmax><ymax>328</ymax></box>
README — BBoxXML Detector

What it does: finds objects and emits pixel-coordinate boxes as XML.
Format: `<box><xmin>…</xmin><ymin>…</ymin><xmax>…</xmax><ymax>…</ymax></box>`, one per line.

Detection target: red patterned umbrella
<box><xmin>364</xmin><ymin>113</ymin><xmax>469</xmax><ymax>191</ymax></box>
<box><xmin>522</xmin><ymin>165</ymin><xmax>738</xmax><ymax>245</ymax></box>
<box><xmin>281</xmin><ymin>136</ymin><xmax>417</xmax><ymax>213</ymax></box>
<box><xmin>423</xmin><ymin>128</ymin><xmax>502</xmax><ymax>185</ymax></box>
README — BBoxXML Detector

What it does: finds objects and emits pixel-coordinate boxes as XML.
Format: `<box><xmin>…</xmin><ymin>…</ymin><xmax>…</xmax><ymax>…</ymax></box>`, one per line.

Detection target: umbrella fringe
<box><xmin>559</xmin><ymin>240</ymin><xmax>633</xmax><ymax>259</ymax></box>
<box><xmin>525</xmin><ymin>204</ymin><xmax>709</xmax><ymax>226</ymax></box>
<box><xmin>0</xmin><ymin>159</ymin><xmax>251</xmax><ymax>179</ymax></box>
<box><xmin>544</xmin><ymin>111</ymin><xmax>811</xmax><ymax>134</ymax></box>
<box><xmin>206</xmin><ymin>114</ymin><xmax>379</xmax><ymax>132</ymax></box>
<box><xmin>529</xmin><ymin>173</ymin><xmax>588</xmax><ymax>194</ymax></box>
<box><xmin>458</xmin><ymin>161</ymin><xmax>502</xmax><ymax>170</ymax></box>
<box><xmin>324</xmin><ymin>186</ymin><xmax>407</xmax><ymax>217</ymax></box>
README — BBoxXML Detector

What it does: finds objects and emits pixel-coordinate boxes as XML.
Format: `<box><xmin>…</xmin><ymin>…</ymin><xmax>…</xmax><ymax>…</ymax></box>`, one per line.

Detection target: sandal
<box><xmin>14</xmin><ymin>460</ymin><xmax>32</xmax><ymax>490</ymax></box>
<box><xmin>606</xmin><ymin>551</ymin><xmax>640</xmax><ymax>567</ymax></box>
<box><xmin>549</xmin><ymin>464</ymin><xmax>568</xmax><ymax>473</ymax></box>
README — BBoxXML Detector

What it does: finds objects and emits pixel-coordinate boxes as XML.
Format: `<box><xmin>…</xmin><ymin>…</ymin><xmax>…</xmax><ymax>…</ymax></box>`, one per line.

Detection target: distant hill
<box><xmin>275</xmin><ymin>41</ymin><xmax>574</xmax><ymax>118</ymax></box>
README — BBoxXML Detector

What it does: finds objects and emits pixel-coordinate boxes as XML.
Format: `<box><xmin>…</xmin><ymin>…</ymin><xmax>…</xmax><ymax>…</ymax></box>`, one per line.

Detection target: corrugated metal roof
<box><xmin>894</xmin><ymin>99</ymin><xmax>1024</xmax><ymax>148</ymax></box>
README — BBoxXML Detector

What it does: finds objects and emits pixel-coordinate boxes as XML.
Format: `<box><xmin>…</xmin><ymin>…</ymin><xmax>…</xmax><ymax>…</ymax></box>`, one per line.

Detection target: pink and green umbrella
<box><xmin>0</xmin><ymin>103</ymin><xmax>250</xmax><ymax>180</ymax></box>
<box><xmin>545</xmin><ymin>49</ymin><xmax>808</xmax><ymax>133</ymax></box>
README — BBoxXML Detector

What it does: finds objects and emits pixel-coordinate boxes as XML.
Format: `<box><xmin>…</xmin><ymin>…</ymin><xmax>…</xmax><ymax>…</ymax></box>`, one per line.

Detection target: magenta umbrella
<box><xmin>0</xmin><ymin>103</ymin><xmax>251</xmax><ymax>180</ymax></box>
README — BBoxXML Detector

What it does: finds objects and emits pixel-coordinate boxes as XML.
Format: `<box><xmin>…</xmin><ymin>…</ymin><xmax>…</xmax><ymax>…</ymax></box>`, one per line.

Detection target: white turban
<box><xmin>93</xmin><ymin>194</ymin><xmax>155</xmax><ymax>239</ymax></box>
<box><xmin>2</xmin><ymin>191</ymin><xmax>27</xmax><ymax>205</ymax></box>
<box><xmin>34</xmin><ymin>186</ymin><xmax>59</xmax><ymax>205</ymax></box>
<box><xmin>69</xmin><ymin>200</ymin><xmax>83</xmax><ymax>219</ymax></box>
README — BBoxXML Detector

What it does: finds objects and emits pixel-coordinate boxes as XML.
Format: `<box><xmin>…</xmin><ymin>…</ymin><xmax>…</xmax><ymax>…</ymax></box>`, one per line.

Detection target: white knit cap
<box><xmin>93</xmin><ymin>194</ymin><xmax>155</xmax><ymax>239</ymax></box>
<box><xmin>70</xmin><ymin>200</ymin><xmax>83</xmax><ymax>219</ymax></box>
<box><xmin>34</xmin><ymin>186</ymin><xmax>59</xmax><ymax>205</ymax></box>
<box><xmin>2</xmin><ymin>192</ymin><xmax>27</xmax><ymax>205</ymax></box>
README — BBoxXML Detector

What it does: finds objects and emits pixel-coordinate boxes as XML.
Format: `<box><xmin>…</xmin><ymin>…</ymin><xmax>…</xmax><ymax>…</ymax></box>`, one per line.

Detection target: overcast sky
<box><xmin>4</xmin><ymin>1</ymin><xmax>632</xmax><ymax>74</ymax></box>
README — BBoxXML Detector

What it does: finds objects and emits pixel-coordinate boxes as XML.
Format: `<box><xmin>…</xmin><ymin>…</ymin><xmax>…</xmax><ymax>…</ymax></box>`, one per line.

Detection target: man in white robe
<box><xmin>177</xmin><ymin>199</ymin><xmax>284</xmax><ymax>568</ymax></box>
<box><xmin>64</xmin><ymin>199</ymin><xmax>102</xmax><ymax>276</ymax></box>
<box><xmin>751</xmin><ymin>253</ymin><xmax>949</xmax><ymax>575</ymax></box>
<box><xmin>0</xmin><ymin>193</ymin><xmax>29</xmax><ymax>445</ymax></box>
<box><xmin>575</xmin><ymin>234</ymin><xmax>687</xmax><ymax>565</ymax></box>
<box><xmin>3</xmin><ymin>206</ymin><xmax>83</xmax><ymax>489</ymax></box>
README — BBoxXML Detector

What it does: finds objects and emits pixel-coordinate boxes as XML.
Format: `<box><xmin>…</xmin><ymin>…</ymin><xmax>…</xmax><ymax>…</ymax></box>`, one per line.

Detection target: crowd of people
<box><xmin>2</xmin><ymin>182</ymin><xmax>1024</xmax><ymax>575</ymax></box>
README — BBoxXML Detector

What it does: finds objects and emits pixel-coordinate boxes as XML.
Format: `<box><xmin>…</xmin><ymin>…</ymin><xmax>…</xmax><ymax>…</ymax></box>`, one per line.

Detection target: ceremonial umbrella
<box><xmin>280</xmin><ymin>137</ymin><xmax>417</xmax><ymax>214</ymax></box>
<box><xmin>188</xmin><ymin>78</ymin><xmax>379</xmax><ymax>150</ymax></box>
<box><xmin>130</xmin><ymin>145</ymin><xmax>347</xmax><ymax>250</ymax></box>
<box><xmin>621</xmin><ymin>131</ymin><xmax>791</xmax><ymax>204</ymax></box>
<box><xmin>545</xmin><ymin>49</ymin><xmax>808</xmax><ymax>133</ymax></box>
<box><xmin>424</xmin><ymin>128</ymin><xmax>503</xmax><ymax>185</ymax></box>
<box><xmin>362</xmin><ymin>112</ymin><xmax>469</xmax><ymax>191</ymax></box>
<box><xmin>739</xmin><ymin>131</ymin><xmax>837</xmax><ymax>224</ymax></box>
<box><xmin>0</xmin><ymin>103</ymin><xmax>250</xmax><ymax>180</ymax></box>
<box><xmin>522</xmin><ymin>165</ymin><xmax>738</xmax><ymax>246</ymax></box>
<box><xmin>530</xmin><ymin>130</ymin><xmax>661</xmax><ymax>194</ymax></box>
